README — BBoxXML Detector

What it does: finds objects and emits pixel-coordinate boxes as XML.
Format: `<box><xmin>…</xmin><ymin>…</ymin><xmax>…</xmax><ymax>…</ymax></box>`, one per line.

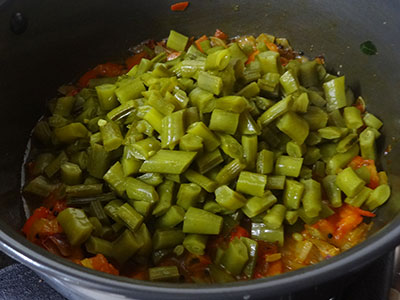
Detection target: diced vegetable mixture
<box><xmin>22</xmin><ymin>29</ymin><xmax>391</xmax><ymax>283</ymax></box>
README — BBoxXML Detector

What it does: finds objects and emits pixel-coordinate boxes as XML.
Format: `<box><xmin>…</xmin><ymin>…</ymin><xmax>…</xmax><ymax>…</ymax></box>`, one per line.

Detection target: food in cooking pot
<box><xmin>21</xmin><ymin>29</ymin><xmax>391</xmax><ymax>282</ymax></box>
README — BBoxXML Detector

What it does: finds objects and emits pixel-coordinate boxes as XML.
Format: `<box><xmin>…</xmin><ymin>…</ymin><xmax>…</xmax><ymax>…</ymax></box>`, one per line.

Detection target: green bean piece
<box><xmin>275</xmin><ymin>155</ymin><xmax>303</xmax><ymax>177</ymax></box>
<box><xmin>220</xmin><ymin>237</ymin><xmax>249</xmax><ymax>276</ymax></box>
<box><xmin>299</xmin><ymin>60</ymin><xmax>319</xmax><ymax>87</ymax></box>
<box><xmin>215</xmin><ymin>185</ymin><xmax>247</xmax><ymax>210</ymax></box>
<box><xmin>85</xmin><ymin>236</ymin><xmax>113</xmax><ymax>257</ymax></box>
<box><xmin>53</xmin><ymin>96</ymin><xmax>75</xmax><ymax>117</ymax></box>
<box><xmin>65</xmin><ymin>184</ymin><xmax>103</xmax><ymax>198</ymax></box>
<box><xmin>355</xmin><ymin>166</ymin><xmax>371</xmax><ymax>184</ymax></box>
<box><xmin>214</xmin><ymin>96</ymin><xmax>248</xmax><ymax>113</ymax></box>
<box><xmin>87</xmin><ymin>144</ymin><xmax>111</xmax><ymax>179</ymax></box>
<box><xmin>343</xmin><ymin>106</ymin><xmax>364</xmax><ymax>130</ymax></box>
<box><xmin>209</xmin><ymin>109</ymin><xmax>239</xmax><ymax>135</ymax></box>
<box><xmin>345</xmin><ymin>186</ymin><xmax>372</xmax><ymax>207</ymax></box>
<box><xmin>197</xmin><ymin>71</ymin><xmax>223</xmax><ymax>95</ymax></box>
<box><xmin>257</xmin><ymin>51</ymin><xmax>280</xmax><ymax>74</ymax></box>
<box><xmin>363</xmin><ymin>112</ymin><xmax>383</xmax><ymax>130</ymax></box>
<box><xmin>286</xmin><ymin>141</ymin><xmax>305</xmax><ymax>158</ymax></box>
<box><xmin>95</xmin><ymin>84</ymin><xmax>118</xmax><ymax>111</ymax></box>
<box><xmin>60</xmin><ymin>162</ymin><xmax>82</xmax><ymax>185</ymax></box>
<box><xmin>209</xmin><ymin>264</ymin><xmax>235</xmax><ymax>283</ymax></box>
<box><xmin>266</xmin><ymin>175</ymin><xmax>286</xmax><ymax>190</ymax></box>
<box><xmin>359</xmin><ymin>128</ymin><xmax>376</xmax><ymax>160</ymax></box>
<box><xmin>378</xmin><ymin>171</ymin><xmax>388</xmax><ymax>185</ymax></box>
<box><xmin>236</xmin><ymin>171</ymin><xmax>267</xmax><ymax>197</ymax></box>
<box><xmin>139</xmin><ymin>150</ymin><xmax>197</xmax><ymax>174</ymax></box>
<box><xmin>23</xmin><ymin>175</ymin><xmax>57</xmax><ymax>197</ymax></box>
<box><xmin>318</xmin><ymin>126</ymin><xmax>348</xmax><ymax>139</ymax></box>
<box><xmin>177</xmin><ymin>183</ymin><xmax>202</xmax><ymax>210</ymax></box>
<box><xmin>321</xmin><ymin>175</ymin><xmax>342</xmax><ymax>208</ymax></box>
<box><xmin>183</xmin><ymin>207</ymin><xmax>223</xmax><ymax>235</ymax></box>
<box><xmin>104</xmin><ymin>199</ymin><xmax>124</xmax><ymax>224</ymax></box>
<box><xmin>156</xmin><ymin>205</ymin><xmax>186</xmax><ymax>228</ymax></box>
<box><xmin>302</xmin><ymin>106</ymin><xmax>329</xmax><ymax>130</ymax></box>
<box><xmin>107</xmin><ymin>100</ymin><xmax>137</xmax><ymax>122</ymax></box>
<box><xmin>112</xmin><ymin>229</ymin><xmax>144</xmax><ymax>264</ymax></box>
<box><xmin>90</xmin><ymin>200</ymin><xmax>110</xmax><ymax>225</ymax></box>
<box><xmin>292</xmin><ymin>92</ymin><xmax>309</xmax><ymax>113</ymax></box>
<box><xmin>115</xmin><ymin>78</ymin><xmax>146</xmax><ymax>102</ymax></box>
<box><xmin>251</xmin><ymin>223</ymin><xmax>284</xmax><ymax>246</ymax></box>
<box><xmin>240</xmin><ymin>135</ymin><xmax>257</xmax><ymax>171</ymax></box>
<box><xmin>183</xmin><ymin>234</ymin><xmax>208</xmax><ymax>255</ymax></box>
<box><xmin>103</xmin><ymin>162</ymin><xmax>126</xmax><ymax>196</ymax></box>
<box><xmin>137</xmin><ymin>173</ymin><xmax>163</xmax><ymax>187</ymax></box>
<box><xmin>32</xmin><ymin>153</ymin><xmax>55</xmax><ymax>176</ymax></box>
<box><xmin>117</xmin><ymin>203</ymin><xmax>144</xmax><ymax>232</ymax></box>
<box><xmin>33</xmin><ymin>120</ymin><xmax>52</xmax><ymax>144</ymax></box>
<box><xmin>70</xmin><ymin>151</ymin><xmax>88</xmax><ymax>171</ymax></box>
<box><xmin>242</xmin><ymin>190</ymin><xmax>277</xmax><ymax>218</ymax></box>
<box><xmin>67</xmin><ymin>192</ymin><xmax>116</xmax><ymax>207</ymax></box>
<box><xmin>237</xmin><ymin>82</ymin><xmax>261</xmax><ymax>99</ymax></box>
<box><xmin>132</xmin><ymin>200</ymin><xmax>153</xmax><ymax>217</ymax></box>
<box><xmin>142</xmin><ymin>106</ymin><xmax>163</xmax><ymax>133</ymax></box>
<box><xmin>256</xmin><ymin>149</ymin><xmax>274</xmax><ymax>175</ymax></box>
<box><xmin>203</xmin><ymin>200</ymin><xmax>223</xmax><ymax>214</ymax></box>
<box><xmin>146</xmin><ymin>90</ymin><xmax>175</xmax><ymax>115</ymax></box>
<box><xmin>323</xmin><ymin>76</ymin><xmax>347</xmax><ymax>111</ymax></box>
<box><xmin>328</xmin><ymin>109</ymin><xmax>346</xmax><ymax>128</ymax></box>
<box><xmin>161</xmin><ymin>110</ymin><xmax>185</xmax><ymax>150</ymax></box>
<box><xmin>258</xmin><ymin>95</ymin><xmax>293</xmax><ymax>127</ymax></box>
<box><xmin>301</xmin><ymin>179</ymin><xmax>322</xmax><ymax>218</ymax></box>
<box><xmin>121</xmin><ymin>146</ymin><xmax>142</xmax><ymax>176</ymax></box>
<box><xmin>337</xmin><ymin>133</ymin><xmax>359</xmax><ymax>153</ymax></box>
<box><xmin>167</xmin><ymin>30</ymin><xmax>188</xmax><ymax>51</ymax></box>
<box><xmin>303</xmin><ymin>147</ymin><xmax>321</xmax><ymax>166</ymax></box>
<box><xmin>365</xmin><ymin>184</ymin><xmax>391</xmax><ymax>210</ymax></box>
<box><xmin>88</xmin><ymin>217</ymin><xmax>103</xmax><ymax>237</ymax></box>
<box><xmin>280</xmin><ymin>70</ymin><xmax>300</xmax><ymax>95</ymax></box>
<box><xmin>44</xmin><ymin>151</ymin><xmax>68</xmax><ymax>178</ymax></box>
<box><xmin>153</xmin><ymin>180</ymin><xmax>175</xmax><ymax>216</ymax></box>
<box><xmin>126</xmin><ymin>177</ymin><xmax>159</xmax><ymax>203</ymax></box>
<box><xmin>205</xmin><ymin>48</ymin><xmax>231</xmax><ymax>71</ymax></box>
<box><xmin>149</xmin><ymin>266</ymin><xmax>180</xmax><ymax>282</ymax></box>
<box><xmin>240</xmin><ymin>237</ymin><xmax>258</xmax><ymax>279</ymax></box>
<box><xmin>263</xmin><ymin>204</ymin><xmax>286</xmax><ymax>230</ymax></box>
<box><xmin>183</xmin><ymin>106</ymin><xmax>199</xmax><ymax>126</ymax></box>
<box><xmin>336</xmin><ymin>167</ymin><xmax>366</xmax><ymax>197</ymax></box>
<box><xmin>276</xmin><ymin>111</ymin><xmax>309</xmax><ymax>145</ymax></box>
<box><xmin>133</xmin><ymin>223</ymin><xmax>152</xmax><ymax>257</ymax></box>
<box><xmin>285</xmin><ymin>210</ymin><xmax>299</xmax><ymax>225</ymax></box>
<box><xmin>218</xmin><ymin>134</ymin><xmax>244</xmax><ymax>160</ymax></box>
<box><xmin>153</xmin><ymin>229</ymin><xmax>185</xmax><ymax>250</ymax></box>
<box><xmin>283</xmin><ymin>179</ymin><xmax>305</xmax><ymax>210</ymax></box>
<box><xmin>189</xmin><ymin>87</ymin><xmax>214</xmax><ymax>113</ymax></box>
<box><xmin>57</xmin><ymin>208</ymin><xmax>93</xmax><ymax>246</ymax></box>
<box><xmin>196</xmin><ymin>149</ymin><xmax>224</xmax><ymax>174</ymax></box>
<box><xmin>187</xmin><ymin>121</ymin><xmax>220</xmax><ymax>151</ymax></box>
<box><xmin>237</xmin><ymin>111</ymin><xmax>260</xmax><ymax>136</ymax></box>
<box><xmin>54</xmin><ymin>123</ymin><xmax>88</xmax><ymax>144</ymax></box>
<box><xmin>129</xmin><ymin>137</ymin><xmax>161</xmax><ymax>160</ymax></box>
<box><xmin>326</xmin><ymin>144</ymin><xmax>359</xmax><ymax>175</ymax></box>
<box><xmin>182</xmin><ymin>169</ymin><xmax>216</xmax><ymax>193</ymax></box>
<box><xmin>215</xmin><ymin>158</ymin><xmax>246</xmax><ymax>185</ymax></box>
<box><xmin>179</xmin><ymin>133</ymin><xmax>203</xmax><ymax>152</ymax></box>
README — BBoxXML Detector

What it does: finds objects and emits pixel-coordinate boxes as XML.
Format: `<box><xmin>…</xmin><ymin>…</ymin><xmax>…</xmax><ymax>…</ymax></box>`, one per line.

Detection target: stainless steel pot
<box><xmin>1</xmin><ymin>0</ymin><xmax>400</xmax><ymax>299</ymax></box>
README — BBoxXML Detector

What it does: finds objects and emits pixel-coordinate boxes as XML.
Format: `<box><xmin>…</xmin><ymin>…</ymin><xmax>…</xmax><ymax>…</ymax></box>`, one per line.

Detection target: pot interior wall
<box><xmin>0</xmin><ymin>0</ymin><xmax>400</xmax><ymax>266</ymax></box>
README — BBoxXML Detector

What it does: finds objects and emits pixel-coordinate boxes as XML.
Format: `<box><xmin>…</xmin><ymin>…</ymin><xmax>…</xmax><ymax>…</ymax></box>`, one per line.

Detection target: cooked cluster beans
<box><xmin>24</xmin><ymin>29</ymin><xmax>391</xmax><ymax>282</ymax></box>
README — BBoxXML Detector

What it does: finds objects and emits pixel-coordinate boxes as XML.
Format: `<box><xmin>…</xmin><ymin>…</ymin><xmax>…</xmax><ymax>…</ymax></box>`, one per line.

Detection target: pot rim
<box><xmin>1</xmin><ymin>215</ymin><xmax>399</xmax><ymax>298</ymax></box>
